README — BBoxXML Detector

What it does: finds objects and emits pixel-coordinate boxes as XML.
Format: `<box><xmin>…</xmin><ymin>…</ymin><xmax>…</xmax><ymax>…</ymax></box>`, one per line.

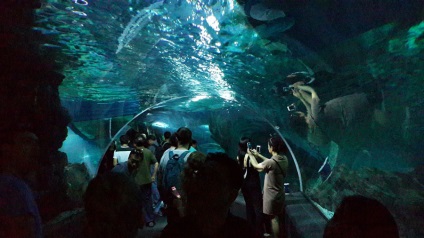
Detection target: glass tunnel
<box><xmin>1</xmin><ymin>0</ymin><xmax>424</xmax><ymax>237</ymax></box>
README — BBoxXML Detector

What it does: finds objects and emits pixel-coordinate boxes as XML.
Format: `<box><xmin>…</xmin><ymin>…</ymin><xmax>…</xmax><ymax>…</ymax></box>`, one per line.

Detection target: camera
<box><xmin>273</xmin><ymin>82</ymin><xmax>294</xmax><ymax>96</ymax></box>
<box><xmin>287</xmin><ymin>103</ymin><xmax>296</xmax><ymax>112</ymax></box>
<box><xmin>256</xmin><ymin>145</ymin><xmax>261</xmax><ymax>153</ymax></box>
<box><xmin>247</xmin><ymin>142</ymin><xmax>252</xmax><ymax>150</ymax></box>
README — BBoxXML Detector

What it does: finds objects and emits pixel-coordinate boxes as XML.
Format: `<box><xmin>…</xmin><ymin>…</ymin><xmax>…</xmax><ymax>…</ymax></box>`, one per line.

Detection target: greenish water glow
<box><xmin>36</xmin><ymin>1</ymin><xmax>424</xmax><ymax>236</ymax></box>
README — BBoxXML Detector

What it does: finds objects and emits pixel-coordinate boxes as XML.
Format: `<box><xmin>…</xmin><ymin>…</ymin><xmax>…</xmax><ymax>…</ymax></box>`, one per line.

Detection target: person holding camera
<box><xmin>289</xmin><ymin>81</ymin><xmax>386</xmax><ymax>147</ymax></box>
<box><xmin>237</xmin><ymin>137</ymin><xmax>266</xmax><ymax>237</ymax></box>
<box><xmin>272</xmin><ymin>71</ymin><xmax>317</xmax><ymax>113</ymax></box>
<box><xmin>247</xmin><ymin>135</ymin><xmax>288</xmax><ymax>238</ymax></box>
<box><xmin>273</xmin><ymin>72</ymin><xmax>315</xmax><ymax>96</ymax></box>
<box><xmin>288</xmin><ymin>81</ymin><xmax>389</xmax><ymax>175</ymax></box>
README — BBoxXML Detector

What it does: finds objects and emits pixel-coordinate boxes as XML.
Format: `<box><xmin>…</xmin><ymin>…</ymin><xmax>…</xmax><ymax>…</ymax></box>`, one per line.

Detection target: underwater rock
<box><xmin>36</xmin><ymin>151</ymin><xmax>70</xmax><ymax>221</ymax></box>
<box><xmin>64</xmin><ymin>163</ymin><xmax>91</xmax><ymax>207</ymax></box>
<box><xmin>0</xmin><ymin>0</ymin><xmax>73</xmax><ymax>225</ymax></box>
<box><xmin>307</xmin><ymin>165</ymin><xmax>424</xmax><ymax>237</ymax></box>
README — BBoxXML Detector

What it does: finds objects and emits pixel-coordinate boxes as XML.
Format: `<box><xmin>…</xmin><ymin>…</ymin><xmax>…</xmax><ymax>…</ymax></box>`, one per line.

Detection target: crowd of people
<box><xmin>91</xmin><ymin>126</ymin><xmax>292</xmax><ymax>237</ymax></box>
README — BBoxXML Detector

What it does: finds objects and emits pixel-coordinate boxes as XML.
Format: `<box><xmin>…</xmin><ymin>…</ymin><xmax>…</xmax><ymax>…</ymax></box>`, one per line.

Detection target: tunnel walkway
<box><xmin>137</xmin><ymin>192</ymin><xmax>328</xmax><ymax>237</ymax></box>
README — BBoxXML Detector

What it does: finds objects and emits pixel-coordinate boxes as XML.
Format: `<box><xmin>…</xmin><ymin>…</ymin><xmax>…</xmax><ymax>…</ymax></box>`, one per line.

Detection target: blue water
<box><xmin>37</xmin><ymin>1</ymin><xmax>424</xmax><ymax>236</ymax></box>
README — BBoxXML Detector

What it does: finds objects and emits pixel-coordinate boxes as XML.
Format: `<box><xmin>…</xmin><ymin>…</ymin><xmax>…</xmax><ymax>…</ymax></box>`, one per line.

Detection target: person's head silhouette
<box><xmin>324</xmin><ymin>195</ymin><xmax>399</xmax><ymax>238</ymax></box>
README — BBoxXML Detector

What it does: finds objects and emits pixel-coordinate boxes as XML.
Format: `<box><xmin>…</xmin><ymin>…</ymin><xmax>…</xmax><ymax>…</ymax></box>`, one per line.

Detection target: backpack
<box><xmin>163</xmin><ymin>150</ymin><xmax>191</xmax><ymax>194</ymax></box>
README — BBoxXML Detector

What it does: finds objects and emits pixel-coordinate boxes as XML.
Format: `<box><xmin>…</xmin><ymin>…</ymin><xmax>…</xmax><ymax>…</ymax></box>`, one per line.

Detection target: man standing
<box><xmin>158</xmin><ymin>127</ymin><xmax>193</xmax><ymax>224</ymax></box>
<box><xmin>112</xmin><ymin>149</ymin><xmax>143</xmax><ymax>178</ymax></box>
<box><xmin>134</xmin><ymin>136</ymin><xmax>158</xmax><ymax>227</ymax></box>
<box><xmin>146</xmin><ymin>134</ymin><xmax>162</xmax><ymax>213</ymax></box>
<box><xmin>147</xmin><ymin>135</ymin><xmax>159</xmax><ymax>157</ymax></box>
<box><xmin>161</xmin><ymin>131</ymin><xmax>172</xmax><ymax>153</ymax></box>
<box><xmin>113</xmin><ymin>134</ymin><xmax>132</xmax><ymax>166</ymax></box>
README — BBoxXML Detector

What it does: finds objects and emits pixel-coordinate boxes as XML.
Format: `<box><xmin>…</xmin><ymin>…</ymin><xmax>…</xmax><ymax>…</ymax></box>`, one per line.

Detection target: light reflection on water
<box><xmin>60</xmin><ymin>127</ymin><xmax>102</xmax><ymax>176</ymax></box>
<box><xmin>35</xmin><ymin>0</ymin><xmax>288</xmax><ymax>105</ymax></box>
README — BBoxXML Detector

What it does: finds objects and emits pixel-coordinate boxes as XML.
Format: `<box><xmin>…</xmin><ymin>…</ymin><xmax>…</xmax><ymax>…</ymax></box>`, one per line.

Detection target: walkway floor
<box><xmin>136</xmin><ymin>194</ymin><xmax>247</xmax><ymax>237</ymax></box>
<box><xmin>137</xmin><ymin>215</ymin><xmax>167</xmax><ymax>238</ymax></box>
<box><xmin>134</xmin><ymin>192</ymin><xmax>328</xmax><ymax>238</ymax></box>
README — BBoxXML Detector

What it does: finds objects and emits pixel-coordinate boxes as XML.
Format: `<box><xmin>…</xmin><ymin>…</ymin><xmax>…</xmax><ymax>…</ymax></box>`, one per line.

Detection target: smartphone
<box><xmin>247</xmin><ymin>142</ymin><xmax>252</xmax><ymax>150</ymax></box>
<box><xmin>283</xmin><ymin>85</ymin><xmax>294</xmax><ymax>92</ymax></box>
<box><xmin>171</xmin><ymin>186</ymin><xmax>181</xmax><ymax>199</ymax></box>
<box><xmin>256</xmin><ymin>145</ymin><xmax>261</xmax><ymax>153</ymax></box>
<box><xmin>287</xmin><ymin>104</ymin><xmax>296</xmax><ymax>112</ymax></box>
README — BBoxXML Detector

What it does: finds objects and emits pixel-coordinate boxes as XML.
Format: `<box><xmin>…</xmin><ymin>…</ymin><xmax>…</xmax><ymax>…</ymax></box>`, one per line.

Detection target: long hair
<box><xmin>237</xmin><ymin>137</ymin><xmax>250</xmax><ymax>165</ymax></box>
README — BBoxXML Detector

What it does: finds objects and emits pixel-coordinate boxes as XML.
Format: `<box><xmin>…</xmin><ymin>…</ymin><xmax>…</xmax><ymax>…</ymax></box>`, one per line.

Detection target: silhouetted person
<box><xmin>161</xmin><ymin>131</ymin><xmax>172</xmax><ymax>151</ymax></box>
<box><xmin>161</xmin><ymin>152</ymin><xmax>256</xmax><ymax>238</ymax></box>
<box><xmin>113</xmin><ymin>134</ymin><xmax>132</xmax><ymax>166</ymax></box>
<box><xmin>125</xmin><ymin>128</ymin><xmax>139</xmax><ymax>148</ymax></box>
<box><xmin>0</xmin><ymin>129</ymin><xmax>42</xmax><ymax>238</ymax></box>
<box><xmin>146</xmin><ymin>134</ymin><xmax>162</xmax><ymax>213</ymax></box>
<box><xmin>83</xmin><ymin>172</ymin><xmax>143</xmax><ymax>238</ymax></box>
<box><xmin>324</xmin><ymin>195</ymin><xmax>399</xmax><ymax>238</ymax></box>
<box><xmin>133</xmin><ymin>136</ymin><xmax>158</xmax><ymax>227</ymax></box>
<box><xmin>168</xmin><ymin>132</ymin><xmax>179</xmax><ymax>150</ymax></box>
<box><xmin>147</xmin><ymin>134</ymin><xmax>159</xmax><ymax>156</ymax></box>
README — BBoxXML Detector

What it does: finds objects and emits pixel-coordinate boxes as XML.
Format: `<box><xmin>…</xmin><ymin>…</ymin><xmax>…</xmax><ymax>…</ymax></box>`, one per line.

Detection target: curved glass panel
<box><xmin>97</xmin><ymin>96</ymin><xmax>302</xmax><ymax>193</ymax></box>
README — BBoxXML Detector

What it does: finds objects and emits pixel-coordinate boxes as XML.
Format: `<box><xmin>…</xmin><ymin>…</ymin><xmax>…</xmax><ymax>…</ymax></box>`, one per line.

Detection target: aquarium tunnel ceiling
<box><xmin>35</xmin><ymin>0</ymin><xmax>423</xmax><ymax>117</ymax></box>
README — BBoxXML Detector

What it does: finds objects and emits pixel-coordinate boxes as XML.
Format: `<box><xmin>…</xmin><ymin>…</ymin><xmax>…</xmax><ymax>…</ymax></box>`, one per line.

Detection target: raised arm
<box><xmin>296</xmin><ymin>92</ymin><xmax>313</xmax><ymax>115</ymax></box>
<box><xmin>246</xmin><ymin>149</ymin><xmax>268</xmax><ymax>172</ymax></box>
<box><xmin>247</xmin><ymin>154</ymin><xmax>264</xmax><ymax>172</ymax></box>
<box><xmin>243</xmin><ymin>154</ymin><xmax>248</xmax><ymax>168</ymax></box>
<box><xmin>292</xmin><ymin>84</ymin><xmax>320</xmax><ymax>117</ymax></box>
<box><xmin>296</xmin><ymin>85</ymin><xmax>319</xmax><ymax>100</ymax></box>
